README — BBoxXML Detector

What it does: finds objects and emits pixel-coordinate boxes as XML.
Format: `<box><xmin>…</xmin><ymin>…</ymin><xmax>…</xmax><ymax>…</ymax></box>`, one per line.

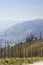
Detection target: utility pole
<box><xmin>0</xmin><ymin>43</ymin><xmax>2</xmax><ymax>58</ymax></box>
<box><xmin>4</xmin><ymin>42</ymin><xmax>6</xmax><ymax>58</ymax></box>
<box><xmin>40</xmin><ymin>32</ymin><xmax>41</xmax><ymax>39</ymax></box>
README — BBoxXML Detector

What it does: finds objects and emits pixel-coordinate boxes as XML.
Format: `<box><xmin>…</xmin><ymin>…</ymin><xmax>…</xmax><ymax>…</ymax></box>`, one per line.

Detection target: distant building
<box><xmin>31</xmin><ymin>35</ymin><xmax>37</xmax><ymax>40</ymax></box>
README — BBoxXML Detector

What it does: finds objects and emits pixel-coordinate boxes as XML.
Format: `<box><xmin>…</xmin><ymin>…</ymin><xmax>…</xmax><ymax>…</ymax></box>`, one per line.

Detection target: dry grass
<box><xmin>0</xmin><ymin>57</ymin><xmax>43</xmax><ymax>65</ymax></box>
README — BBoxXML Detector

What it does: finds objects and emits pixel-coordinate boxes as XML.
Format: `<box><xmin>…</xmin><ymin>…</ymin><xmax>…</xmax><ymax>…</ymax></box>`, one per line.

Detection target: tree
<box><xmin>26</xmin><ymin>36</ymin><xmax>31</xmax><ymax>42</ymax></box>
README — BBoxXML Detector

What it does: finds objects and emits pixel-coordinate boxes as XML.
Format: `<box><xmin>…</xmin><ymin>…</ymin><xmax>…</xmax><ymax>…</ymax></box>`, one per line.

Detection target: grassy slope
<box><xmin>0</xmin><ymin>57</ymin><xmax>43</xmax><ymax>65</ymax></box>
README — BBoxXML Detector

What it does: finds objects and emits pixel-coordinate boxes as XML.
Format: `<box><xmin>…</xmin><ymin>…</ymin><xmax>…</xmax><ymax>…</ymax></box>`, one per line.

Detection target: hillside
<box><xmin>0</xmin><ymin>39</ymin><xmax>43</xmax><ymax>58</ymax></box>
<box><xmin>9</xmin><ymin>39</ymin><xmax>43</xmax><ymax>57</ymax></box>
<box><xmin>14</xmin><ymin>39</ymin><xmax>43</xmax><ymax>57</ymax></box>
<box><xmin>0</xmin><ymin>19</ymin><xmax>43</xmax><ymax>44</ymax></box>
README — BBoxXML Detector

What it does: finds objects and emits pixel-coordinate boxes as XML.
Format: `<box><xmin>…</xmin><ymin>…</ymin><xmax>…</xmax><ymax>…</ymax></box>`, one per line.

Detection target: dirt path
<box><xmin>23</xmin><ymin>61</ymin><xmax>43</xmax><ymax>65</ymax></box>
<box><xmin>28</xmin><ymin>61</ymin><xmax>43</xmax><ymax>65</ymax></box>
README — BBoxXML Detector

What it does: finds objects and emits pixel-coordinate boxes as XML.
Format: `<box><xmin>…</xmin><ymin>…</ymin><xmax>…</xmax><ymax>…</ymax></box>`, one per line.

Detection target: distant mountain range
<box><xmin>0</xmin><ymin>19</ymin><xmax>43</xmax><ymax>44</ymax></box>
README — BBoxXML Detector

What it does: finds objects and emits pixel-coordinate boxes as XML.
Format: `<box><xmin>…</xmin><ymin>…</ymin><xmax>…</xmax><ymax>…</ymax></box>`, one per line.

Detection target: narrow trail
<box><xmin>29</xmin><ymin>61</ymin><xmax>43</xmax><ymax>65</ymax></box>
<box><xmin>23</xmin><ymin>61</ymin><xmax>43</xmax><ymax>65</ymax></box>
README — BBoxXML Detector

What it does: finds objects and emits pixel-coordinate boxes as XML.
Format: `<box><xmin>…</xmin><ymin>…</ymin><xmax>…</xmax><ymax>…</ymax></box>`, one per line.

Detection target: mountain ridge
<box><xmin>0</xmin><ymin>19</ymin><xmax>43</xmax><ymax>44</ymax></box>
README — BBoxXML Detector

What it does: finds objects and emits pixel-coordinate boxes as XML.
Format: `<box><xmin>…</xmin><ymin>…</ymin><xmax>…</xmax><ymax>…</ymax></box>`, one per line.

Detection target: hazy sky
<box><xmin>0</xmin><ymin>0</ymin><xmax>43</xmax><ymax>32</ymax></box>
